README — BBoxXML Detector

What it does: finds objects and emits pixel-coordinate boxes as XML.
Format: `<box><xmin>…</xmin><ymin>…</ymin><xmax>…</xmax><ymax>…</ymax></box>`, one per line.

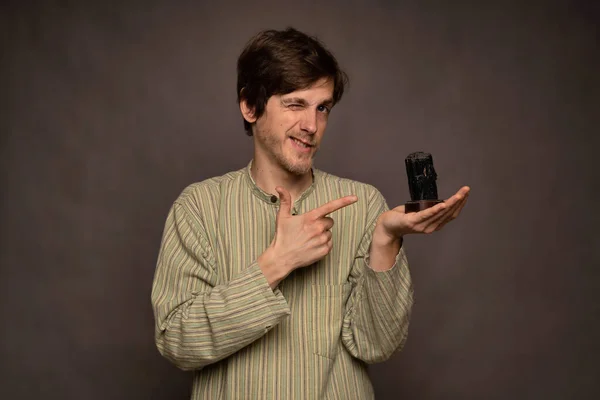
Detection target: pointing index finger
<box><xmin>308</xmin><ymin>195</ymin><xmax>358</xmax><ymax>219</ymax></box>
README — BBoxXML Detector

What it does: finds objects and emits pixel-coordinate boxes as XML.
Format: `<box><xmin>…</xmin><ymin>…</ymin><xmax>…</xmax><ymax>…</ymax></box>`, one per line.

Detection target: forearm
<box><xmin>153</xmin><ymin>262</ymin><xmax>290</xmax><ymax>370</ymax></box>
<box><xmin>256</xmin><ymin>246</ymin><xmax>295</xmax><ymax>289</ymax></box>
<box><xmin>368</xmin><ymin>222</ymin><xmax>403</xmax><ymax>272</ymax></box>
<box><xmin>342</xmin><ymin>248</ymin><xmax>413</xmax><ymax>363</ymax></box>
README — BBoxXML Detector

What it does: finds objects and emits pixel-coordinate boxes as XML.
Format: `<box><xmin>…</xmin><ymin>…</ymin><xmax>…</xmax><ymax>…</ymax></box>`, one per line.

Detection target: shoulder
<box><xmin>315</xmin><ymin>169</ymin><xmax>385</xmax><ymax>205</ymax></box>
<box><xmin>173</xmin><ymin>167</ymin><xmax>245</xmax><ymax>216</ymax></box>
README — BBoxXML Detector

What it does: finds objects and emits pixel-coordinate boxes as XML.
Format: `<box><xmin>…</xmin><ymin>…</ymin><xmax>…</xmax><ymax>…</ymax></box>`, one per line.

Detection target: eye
<box><xmin>317</xmin><ymin>105</ymin><xmax>331</xmax><ymax>114</ymax></box>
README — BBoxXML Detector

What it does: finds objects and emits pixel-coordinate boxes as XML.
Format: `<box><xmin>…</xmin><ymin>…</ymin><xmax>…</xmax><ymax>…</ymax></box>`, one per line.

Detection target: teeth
<box><xmin>292</xmin><ymin>138</ymin><xmax>309</xmax><ymax>148</ymax></box>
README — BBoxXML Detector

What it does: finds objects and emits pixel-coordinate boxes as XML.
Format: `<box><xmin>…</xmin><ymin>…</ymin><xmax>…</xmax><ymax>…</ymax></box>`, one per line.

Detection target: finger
<box><xmin>411</xmin><ymin>192</ymin><xmax>462</xmax><ymax>228</ymax></box>
<box><xmin>411</xmin><ymin>201</ymin><xmax>448</xmax><ymax>224</ymax></box>
<box><xmin>452</xmin><ymin>193</ymin><xmax>469</xmax><ymax>218</ymax></box>
<box><xmin>420</xmin><ymin>197</ymin><xmax>463</xmax><ymax>232</ymax></box>
<box><xmin>312</xmin><ymin>230</ymin><xmax>332</xmax><ymax>247</ymax></box>
<box><xmin>275</xmin><ymin>186</ymin><xmax>292</xmax><ymax>218</ymax></box>
<box><xmin>421</xmin><ymin>204</ymin><xmax>456</xmax><ymax>232</ymax></box>
<box><xmin>457</xmin><ymin>186</ymin><xmax>471</xmax><ymax>197</ymax></box>
<box><xmin>316</xmin><ymin>236</ymin><xmax>333</xmax><ymax>258</ymax></box>
<box><xmin>391</xmin><ymin>205</ymin><xmax>406</xmax><ymax>213</ymax></box>
<box><xmin>436</xmin><ymin>187</ymin><xmax>469</xmax><ymax>211</ymax></box>
<box><xmin>437</xmin><ymin>191</ymin><xmax>468</xmax><ymax>221</ymax></box>
<box><xmin>428</xmin><ymin>195</ymin><xmax>465</xmax><ymax>232</ymax></box>
<box><xmin>437</xmin><ymin>194</ymin><xmax>469</xmax><ymax>230</ymax></box>
<box><xmin>319</xmin><ymin>217</ymin><xmax>334</xmax><ymax>231</ymax></box>
<box><xmin>410</xmin><ymin>186</ymin><xmax>470</xmax><ymax>227</ymax></box>
<box><xmin>308</xmin><ymin>195</ymin><xmax>358</xmax><ymax>219</ymax></box>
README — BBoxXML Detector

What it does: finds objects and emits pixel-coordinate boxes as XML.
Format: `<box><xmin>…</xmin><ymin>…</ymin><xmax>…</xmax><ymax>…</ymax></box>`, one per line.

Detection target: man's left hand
<box><xmin>375</xmin><ymin>186</ymin><xmax>471</xmax><ymax>240</ymax></box>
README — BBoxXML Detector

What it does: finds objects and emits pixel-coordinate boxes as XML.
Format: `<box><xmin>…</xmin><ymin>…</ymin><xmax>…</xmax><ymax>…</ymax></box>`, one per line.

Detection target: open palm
<box><xmin>377</xmin><ymin>186</ymin><xmax>470</xmax><ymax>237</ymax></box>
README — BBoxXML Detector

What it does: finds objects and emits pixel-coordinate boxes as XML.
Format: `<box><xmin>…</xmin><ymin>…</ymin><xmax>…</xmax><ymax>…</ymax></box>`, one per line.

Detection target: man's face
<box><xmin>250</xmin><ymin>78</ymin><xmax>334</xmax><ymax>175</ymax></box>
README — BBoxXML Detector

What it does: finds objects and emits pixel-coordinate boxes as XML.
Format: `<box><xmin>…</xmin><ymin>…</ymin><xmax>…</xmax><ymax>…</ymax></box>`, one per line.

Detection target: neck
<box><xmin>250</xmin><ymin>157</ymin><xmax>313</xmax><ymax>202</ymax></box>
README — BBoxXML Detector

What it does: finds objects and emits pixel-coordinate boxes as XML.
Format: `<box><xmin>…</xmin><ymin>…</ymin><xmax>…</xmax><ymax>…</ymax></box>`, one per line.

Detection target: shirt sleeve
<box><xmin>151</xmin><ymin>201</ymin><xmax>291</xmax><ymax>371</ymax></box>
<box><xmin>341</xmin><ymin>188</ymin><xmax>414</xmax><ymax>363</ymax></box>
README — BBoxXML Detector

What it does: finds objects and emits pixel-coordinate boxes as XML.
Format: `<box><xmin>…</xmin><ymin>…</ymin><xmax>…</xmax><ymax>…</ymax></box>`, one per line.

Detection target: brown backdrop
<box><xmin>1</xmin><ymin>1</ymin><xmax>599</xmax><ymax>399</ymax></box>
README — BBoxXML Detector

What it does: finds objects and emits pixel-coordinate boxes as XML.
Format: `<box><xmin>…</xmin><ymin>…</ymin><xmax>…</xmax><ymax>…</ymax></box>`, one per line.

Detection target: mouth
<box><xmin>289</xmin><ymin>137</ymin><xmax>314</xmax><ymax>149</ymax></box>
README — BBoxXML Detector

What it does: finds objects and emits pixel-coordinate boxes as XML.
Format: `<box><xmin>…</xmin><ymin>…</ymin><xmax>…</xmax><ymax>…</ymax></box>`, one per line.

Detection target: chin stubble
<box><xmin>259</xmin><ymin>129</ymin><xmax>316</xmax><ymax>174</ymax></box>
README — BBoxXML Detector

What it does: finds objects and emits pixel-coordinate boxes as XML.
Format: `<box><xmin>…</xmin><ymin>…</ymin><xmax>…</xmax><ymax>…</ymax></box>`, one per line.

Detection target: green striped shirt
<box><xmin>151</xmin><ymin>162</ymin><xmax>414</xmax><ymax>399</ymax></box>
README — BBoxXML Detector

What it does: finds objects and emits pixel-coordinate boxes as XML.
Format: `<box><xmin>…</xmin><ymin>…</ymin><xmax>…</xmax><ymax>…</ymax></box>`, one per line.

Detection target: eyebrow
<box><xmin>281</xmin><ymin>97</ymin><xmax>335</xmax><ymax>107</ymax></box>
<box><xmin>281</xmin><ymin>97</ymin><xmax>308</xmax><ymax>106</ymax></box>
<box><xmin>320</xmin><ymin>98</ymin><xmax>334</xmax><ymax>108</ymax></box>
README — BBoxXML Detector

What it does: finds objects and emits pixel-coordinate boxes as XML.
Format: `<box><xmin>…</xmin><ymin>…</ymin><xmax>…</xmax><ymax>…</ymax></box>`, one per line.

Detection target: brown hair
<box><xmin>237</xmin><ymin>27</ymin><xmax>349</xmax><ymax>135</ymax></box>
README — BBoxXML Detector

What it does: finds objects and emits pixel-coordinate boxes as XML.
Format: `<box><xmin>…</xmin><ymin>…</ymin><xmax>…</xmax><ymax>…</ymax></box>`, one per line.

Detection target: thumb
<box><xmin>275</xmin><ymin>186</ymin><xmax>292</xmax><ymax>219</ymax></box>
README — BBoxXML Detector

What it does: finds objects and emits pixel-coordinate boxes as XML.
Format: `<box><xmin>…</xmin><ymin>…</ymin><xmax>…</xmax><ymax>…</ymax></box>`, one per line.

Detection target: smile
<box><xmin>290</xmin><ymin>137</ymin><xmax>313</xmax><ymax>148</ymax></box>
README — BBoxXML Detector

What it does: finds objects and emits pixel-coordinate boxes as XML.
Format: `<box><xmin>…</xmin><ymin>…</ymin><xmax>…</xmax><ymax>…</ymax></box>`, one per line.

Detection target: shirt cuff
<box><xmin>364</xmin><ymin>244</ymin><xmax>407</xmax><ymax>273</ymax></box>
<box><xmin>363</xmin><ymin>247</ymin><xmax>412</xmax><ymax>294</ymax></box>
<box><xmin>246</xmin><ymin>261</ymin><xmax>291</xmax><ymax>319</ymax></box>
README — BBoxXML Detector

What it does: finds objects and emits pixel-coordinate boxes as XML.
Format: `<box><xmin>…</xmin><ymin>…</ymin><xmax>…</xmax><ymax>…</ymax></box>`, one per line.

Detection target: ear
<box><xmin>239</xmin><ymin>97</ymin><xmax>257</xmax><ymax>124</ymax></box>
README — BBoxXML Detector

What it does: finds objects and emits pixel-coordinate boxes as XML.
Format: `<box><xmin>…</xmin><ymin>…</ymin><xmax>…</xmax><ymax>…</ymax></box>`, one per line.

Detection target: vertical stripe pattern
<box><xmin>151</xmin><ymin>162</ymin><xmax>414</xmax><ymax>399</ymax></box>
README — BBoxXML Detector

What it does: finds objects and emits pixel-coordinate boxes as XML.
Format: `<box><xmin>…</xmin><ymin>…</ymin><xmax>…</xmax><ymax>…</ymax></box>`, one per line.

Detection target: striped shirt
<box><xmin>151</xmin><ymin>162</ymin><xmax>414</xmax><ymax>399</ymax></box>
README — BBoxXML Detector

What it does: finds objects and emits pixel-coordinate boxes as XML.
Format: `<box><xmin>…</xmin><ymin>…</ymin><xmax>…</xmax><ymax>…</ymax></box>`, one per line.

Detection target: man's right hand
<box><xmin>257</xmin><ymin>186</ymin><xmax>358</xmax><ymax>289</ymax></box>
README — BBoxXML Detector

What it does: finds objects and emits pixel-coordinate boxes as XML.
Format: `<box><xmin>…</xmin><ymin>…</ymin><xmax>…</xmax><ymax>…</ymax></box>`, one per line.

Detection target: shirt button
<box><xmin>270</xmin><ymin>195</ymin><xmax>278</xmax><ymax>203</ymax></box>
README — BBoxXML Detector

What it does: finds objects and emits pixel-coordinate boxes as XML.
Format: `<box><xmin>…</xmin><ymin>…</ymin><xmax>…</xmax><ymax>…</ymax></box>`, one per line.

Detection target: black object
<box><xmin>404</xmin><ymin>152</ymin><xmax>443</xmax><ymax>213</ymax></box>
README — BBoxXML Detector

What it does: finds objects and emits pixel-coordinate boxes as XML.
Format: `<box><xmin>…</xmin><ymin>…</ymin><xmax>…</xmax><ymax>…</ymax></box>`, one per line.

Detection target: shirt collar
<box><xmin>244</xmin><ymin>160</ymin><xmax>318</xmax><ymax>207</ymax></box>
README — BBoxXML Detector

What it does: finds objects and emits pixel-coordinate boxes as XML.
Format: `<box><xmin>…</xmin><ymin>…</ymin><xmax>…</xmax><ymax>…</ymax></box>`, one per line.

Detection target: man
<box><xmin>151</xmin><ymin>27</ymin><xmax>469</xmax><ymax>399</ymax></box>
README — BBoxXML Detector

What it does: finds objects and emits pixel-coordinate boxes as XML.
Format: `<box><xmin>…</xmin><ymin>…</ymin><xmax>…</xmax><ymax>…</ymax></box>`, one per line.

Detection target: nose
<box><xmin>299</xmin><ymin>109</ymin><xmax>318</xmax><ymax>134</ymax></box>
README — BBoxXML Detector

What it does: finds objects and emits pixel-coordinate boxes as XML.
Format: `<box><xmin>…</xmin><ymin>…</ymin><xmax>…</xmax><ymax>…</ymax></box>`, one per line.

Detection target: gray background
<box><xmin>1</xmin><ymin>1</ymin><xmax>599</xmax><ymax>399</ymax></box>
